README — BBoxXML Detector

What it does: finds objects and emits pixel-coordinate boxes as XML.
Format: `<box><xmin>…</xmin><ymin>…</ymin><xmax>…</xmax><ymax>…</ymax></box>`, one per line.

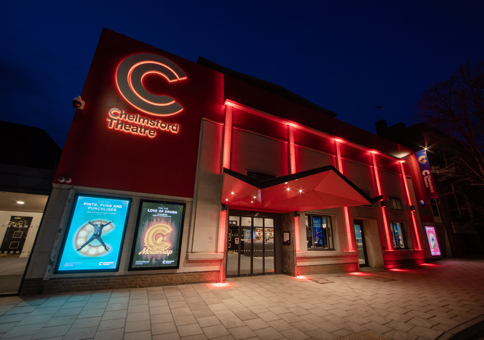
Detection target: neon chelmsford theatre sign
<box><xmin>107</xmin><ymin>53</ymin><xmax>187</xmax><ymax>138</ymax></box>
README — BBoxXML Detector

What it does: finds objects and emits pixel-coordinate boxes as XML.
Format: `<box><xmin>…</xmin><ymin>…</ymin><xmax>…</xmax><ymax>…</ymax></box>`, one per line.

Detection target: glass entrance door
<box><xmin>226</xmin><ymin>215</ymin><xmax>275</xmax><ymax>276</ymax></box>
<box><xmin>354</xmin><ymin>220</ymin><xmax>368</xmax><ymax>266</ymax></box>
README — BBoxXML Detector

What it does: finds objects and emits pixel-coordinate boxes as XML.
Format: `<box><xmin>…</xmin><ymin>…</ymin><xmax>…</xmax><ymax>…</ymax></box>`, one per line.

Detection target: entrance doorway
<box><xmin>354</xmin><ymin>220</ymin><xmax>368</xmax><ymax>267</ymax></box>
<box><xmin>226</xmin><ymin>215</ymin><xmax>275</xmax><ymax>276</ymax></box>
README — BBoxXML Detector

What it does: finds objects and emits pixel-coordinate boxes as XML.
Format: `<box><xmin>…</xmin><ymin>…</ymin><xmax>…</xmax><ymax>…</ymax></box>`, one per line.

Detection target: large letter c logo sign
<box><xmin>116</xmin><ymin>53</ymin><xmax>187</xmax><ymax>116</ymax></box>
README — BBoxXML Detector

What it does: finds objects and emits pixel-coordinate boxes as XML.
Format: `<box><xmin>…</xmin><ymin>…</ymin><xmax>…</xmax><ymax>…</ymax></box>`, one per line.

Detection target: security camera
<box><xmin>65</xmin><ymin>178</ymin><xmax>72</xmax><ymax>183</ymax></box>
<box><xmin>72</xmin><ymin>96</ymin><xmax>85</xmax><ymax>110</ymax></box>
<box><xmin>58</xmin><ymin>177</ymin><xmax>65</xmax><ymax>183</ymax></box>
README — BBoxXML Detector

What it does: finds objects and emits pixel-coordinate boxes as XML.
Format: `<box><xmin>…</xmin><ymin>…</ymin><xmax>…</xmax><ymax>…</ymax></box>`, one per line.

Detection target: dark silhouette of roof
<box><xmin>0</xmin><ymin>121</ymin><xmax>61</xmax><ymax>170</ymax></box>
<box><xmin>197</xmin><ymin>57</ymin><xmax>337</xmax><ymax>118</ymax></box>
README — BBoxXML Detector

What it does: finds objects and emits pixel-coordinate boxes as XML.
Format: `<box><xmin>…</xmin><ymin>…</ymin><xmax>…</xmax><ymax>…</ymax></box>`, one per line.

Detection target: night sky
<box><xmin>1</xmin><ymin>1</ymin><xmax>483</xmax><ymax>148</ymax></box>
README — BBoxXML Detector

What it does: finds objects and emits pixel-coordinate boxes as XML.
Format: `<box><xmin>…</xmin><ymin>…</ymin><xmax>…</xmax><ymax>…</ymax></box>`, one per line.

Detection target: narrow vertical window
<box><xmin>306</xmin><ymin>215</ymin><xmax>334</xmax><ymax>250</ymax></box>
<box><xmin>390</xmin><ymin>222</ymin><xmax>406</xmax><ymax>249</ymax></box>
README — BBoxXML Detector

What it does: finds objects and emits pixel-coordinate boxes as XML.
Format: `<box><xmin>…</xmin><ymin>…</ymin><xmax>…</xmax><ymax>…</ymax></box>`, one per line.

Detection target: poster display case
<box><xmin>55</xmin><ymin>194</ymin><xmax>131</xmax><ymax>273</ymax></box>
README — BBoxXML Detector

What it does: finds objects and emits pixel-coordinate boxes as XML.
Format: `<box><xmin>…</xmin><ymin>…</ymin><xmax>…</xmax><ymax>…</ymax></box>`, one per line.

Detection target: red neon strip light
<box><xmin>343</xmin><ymin>206</ymin><xmax>355</xmax><ymax>251</ymax></box>
<box><xmin>288</xmin><ymin>125</ymin><xmax>296</xmax><ymax>174</ymax></box>
<box><xmin>218</xmin><ymin>210</ymin><xmax>227</xmax><ymax>253</ymax></box>
<box><xmin>399</xmin><ymin>162</ymin><xmax>422</xmax><ymax>250</ymax></box>
<box><xmin>222</xmin><ymin>105</ymin><xmax>233</xmax><ymax>170</ymax></box>
<box><xmin>380</xmin><ymin>207</ymin><xmax>393</xmax><ymax>251</ymax></box>
<box><xmin>294</xmin><ymin>216</ymin><xmax>300</xmax><ymax>252</ymax></box>
<box><xmin>371</xmin><ymin>152</ymin><xmax>393</xmax><ymax>250</ymax></box>
<box><xmin>410</xmin><ymin>211</ymin><xmax>422</xmax><ymax>250</ymax></box>
<box><xmin>371</xmin><ymin>153</ymin><xmax>382</xmax><ymax>196</ymax></box>
<box><xmin>334</xmin><ymin>140</ymin><xmax>355</xmax><ymax>251</ymax></box>
<box><xmin>224</xmin><ymin>100</ymin><xmax>411</xmax><ymax>162</ymax></box>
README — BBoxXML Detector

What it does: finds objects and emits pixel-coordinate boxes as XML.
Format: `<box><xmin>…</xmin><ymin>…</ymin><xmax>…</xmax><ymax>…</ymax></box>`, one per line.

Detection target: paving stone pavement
<box><xmin>0</xmin><ymin>257</ymin><xmax>483</xmax><ymax>340</ymax></box>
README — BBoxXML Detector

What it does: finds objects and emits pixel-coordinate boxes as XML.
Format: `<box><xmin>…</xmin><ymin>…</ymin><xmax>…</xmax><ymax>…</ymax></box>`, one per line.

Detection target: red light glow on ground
<box><xmin>420</xmin><ymin>263</ymin><xmax>440</xmax><ymax>267</ymax></box>
<box><xmin>209</xmin><ymin>282</ymin><xmax>231</xmax><ymax>288</ymax></box>
<box><xmin>294</xmin><ymin>275</ymin><xmax>308</xmax><ymax>280</ymax></box>
<box><xmin>347</xmin><ymin>272</ymin><xmax>373</xmax><ymax>276</ymax></box>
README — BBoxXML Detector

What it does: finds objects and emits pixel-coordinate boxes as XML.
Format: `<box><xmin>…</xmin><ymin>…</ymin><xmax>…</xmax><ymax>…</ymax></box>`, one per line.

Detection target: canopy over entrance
<box><xmin>221</xmin><ymin>166</ymin><xmax>381</xmax><ymax>212</ymax></box>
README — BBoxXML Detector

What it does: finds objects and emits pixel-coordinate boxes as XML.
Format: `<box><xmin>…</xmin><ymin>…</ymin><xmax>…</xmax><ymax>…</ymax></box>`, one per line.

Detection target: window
<box><xmin>389</xmin><ymin>197</ymin><xmax>403</xmax><ymax>211</ymax></box>
<box><xmin>390</xmin><ymin>222</ymin><xmax>406</xmax><ymax>249</ymax></box>
<box><xmin>305</xmin><ymin>215</ymin><xmax>334</xmax><ymax>250</ymax></box>
<box><xmin>430</xmin><ymin>198</ymin><xmax>440</xmax><ymax>217</ymax></box>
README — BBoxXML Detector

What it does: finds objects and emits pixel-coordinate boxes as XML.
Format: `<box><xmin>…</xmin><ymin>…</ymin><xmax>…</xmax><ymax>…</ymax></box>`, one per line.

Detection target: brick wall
<box><xmin>296</xmin><ymin>263</ymin><xmax>359</xmax><ymax>275</ymax></box>
<box><xmin>20</xmin><ymin>271</ymin><xmax>219</xmax><ymax>295</ymax></box>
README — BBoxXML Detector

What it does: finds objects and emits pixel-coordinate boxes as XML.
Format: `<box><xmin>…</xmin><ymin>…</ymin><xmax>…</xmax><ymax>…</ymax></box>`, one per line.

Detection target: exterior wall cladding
<box><xmin>20</xmin><ymin>28</ymin><xmax>441</xmax><ymax>295</ymax></box>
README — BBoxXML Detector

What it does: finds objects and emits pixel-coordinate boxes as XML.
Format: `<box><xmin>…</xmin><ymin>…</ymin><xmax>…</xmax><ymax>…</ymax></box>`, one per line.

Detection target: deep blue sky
<box><xmin>1</xmin><ymin>1</ymin><xmax>483</xmax><ymax>148</ymax></box>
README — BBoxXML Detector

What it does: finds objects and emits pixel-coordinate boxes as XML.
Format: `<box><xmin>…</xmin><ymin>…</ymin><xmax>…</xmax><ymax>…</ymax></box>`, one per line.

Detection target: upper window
<box><xmin>389</xmin><ymin>197</ymin><xmax>403</xmax><ymax>211</ymax></box>
<box><xmin>306</xmin><ymin>215</ymin><xmax>334</xmax><ymax>250</ymax></box>
<box><xmin>390</xmin><ymin>222</ymin><xmax>406</xmax><ymax>249</ymax></box>
<box><xmin>430</xmin><ymin>198</ymin><xmax>440</xmax><ymax>217</ymax></box>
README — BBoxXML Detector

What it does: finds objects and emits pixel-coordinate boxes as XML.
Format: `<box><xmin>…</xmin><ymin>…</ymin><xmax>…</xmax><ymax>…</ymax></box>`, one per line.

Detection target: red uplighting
<box><xmin>370</xmin><ymin>150</ymin><xmax>379</xmax><ymax>154</ymax></box>
<box><xmin>398</xmin><ymin>160</ymin><xmax>406</xmax><ymax>163</ymax></box>
<box><xmin>333</xmin><ymin>138</ymin><xmax>343</xmax><ymax>143</ymax></box>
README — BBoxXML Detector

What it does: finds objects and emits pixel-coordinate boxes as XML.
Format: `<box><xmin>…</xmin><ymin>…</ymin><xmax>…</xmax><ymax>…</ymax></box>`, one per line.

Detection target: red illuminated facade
<box><xmin>21</xmin><ymin>29</ymin><xmax>443</xmax><ymax>294</ymax></box>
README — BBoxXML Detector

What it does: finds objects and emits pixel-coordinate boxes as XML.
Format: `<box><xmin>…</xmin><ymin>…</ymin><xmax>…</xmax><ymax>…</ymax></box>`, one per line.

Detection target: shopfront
<box><xmin>20</xmin><ymin>28</ymin><xmax>438</xmax><ymax>295</ymax></box>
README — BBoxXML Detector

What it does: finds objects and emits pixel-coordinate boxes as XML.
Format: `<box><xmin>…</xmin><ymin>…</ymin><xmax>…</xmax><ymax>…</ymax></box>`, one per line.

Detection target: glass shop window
<box><xmin>389</xmin><ymin>197</ymin><xmax>403</xmax><ymax>211</ymax></box>
<box><xmin>305</xmin><ymin>215</ymin><xmax>334</xmax><ymax>250</ymax></box>
<box><xmin>390</xmin><ymin>222</ymin><xmax>406</xmax><ymax>249</ymax></box>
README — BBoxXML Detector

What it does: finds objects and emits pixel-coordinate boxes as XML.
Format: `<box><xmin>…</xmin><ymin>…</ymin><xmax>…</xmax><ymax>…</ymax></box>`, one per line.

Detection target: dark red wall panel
<box><xmin>56</xmin><ymin>28</ymin><xmax>224</xmax><ymax>198</ymax></box>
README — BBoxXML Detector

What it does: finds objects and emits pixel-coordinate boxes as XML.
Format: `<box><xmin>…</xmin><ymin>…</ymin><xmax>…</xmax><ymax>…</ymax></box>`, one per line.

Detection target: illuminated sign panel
<box><xmin>55</xmin><ymin>195</ymin><xmax>131</xmax><ymax>273</ymax></box>
<box><xmin>116</xmin><ymin>53</ymin><xmax>187</xmax><ymax>116</ymax></box>
<box><xmin>107</xmin><ymin>53</ymin><xmax>186</xmax><ymax>139</ymax></box>
<box><xmin>416</xmin><ymin>150</ymin><xmax>438</xmax><ymax>199</ymax></box>
<box><xmin>129</xmin><ymin>200</ymin><xmax>185</xmax><ymax>270</ymax></box>
<box><xmin>425</xmin><ymin>226</ymin><xmax>441</xmax><ymax>256</ymax></box>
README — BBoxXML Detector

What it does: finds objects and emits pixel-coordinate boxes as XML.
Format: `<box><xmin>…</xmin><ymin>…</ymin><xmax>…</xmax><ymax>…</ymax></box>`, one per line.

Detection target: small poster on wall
<box><xmin>0</xmin><ymin>216</ymin><xmax>33</xmax><ymax>254</ymax></box>
<box><xmin>425</xmin><ymin>226</ymin><xmax>441</xmax><ymax>256</ymax></box>
<box><xmin>55</xmin><ymin>194</ymin><xmax>131</xmax><ymax>273</ymax></box>
<box><xmin>129</xmin><ymin>200</ymin><xmax>185</xmax><ymax>270</ymax></box>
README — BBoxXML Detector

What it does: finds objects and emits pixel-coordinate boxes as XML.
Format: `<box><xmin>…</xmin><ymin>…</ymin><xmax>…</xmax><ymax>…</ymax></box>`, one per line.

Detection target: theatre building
<box><xmin>20</xmin><ymin>29</ymin><xmax>445</xmax><ymax>295</ymax></box>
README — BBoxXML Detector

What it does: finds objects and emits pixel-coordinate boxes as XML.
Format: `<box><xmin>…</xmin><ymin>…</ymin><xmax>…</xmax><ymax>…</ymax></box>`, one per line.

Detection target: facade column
<box><xmin>218</xmin><ymin>104</ymin><xmax>234</xmax><ymax>283</ymax></box>
<box><xmin>370</xmin><ymin>151</ymin><xmax>394</xmax><ymax>251</ymax></box>
<box><xmin>222</xmin><ymin>105</ymin><xmax>233</xmax><ymax>170</ymax></box>
<box><xmin>399</xmin><ymin>160</ymin><xmax>422</xmax><ymax>250</ymax></box>
<box><xmin>287</xmin><ymin>125</ymin><xmax>300</xmax><ymax>252</ymax></box>
<box><xmin>334</xmin><ymin>139</ymin><xmax>355</xmax><ymax>252</ymax></box>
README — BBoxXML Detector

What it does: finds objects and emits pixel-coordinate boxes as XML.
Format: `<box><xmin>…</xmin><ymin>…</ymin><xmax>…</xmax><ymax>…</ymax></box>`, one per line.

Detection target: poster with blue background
<box><xmin>56</xmin><ymin>195</ymin><xmax>131</xmax><ymax>273</ymax></box>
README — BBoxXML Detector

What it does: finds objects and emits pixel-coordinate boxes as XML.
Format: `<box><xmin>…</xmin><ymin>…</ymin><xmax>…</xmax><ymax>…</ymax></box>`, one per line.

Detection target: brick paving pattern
<box><xmin>0</xmin><ymin>257</ymin><xmax>483</xmax><ymax>339</ymax></box>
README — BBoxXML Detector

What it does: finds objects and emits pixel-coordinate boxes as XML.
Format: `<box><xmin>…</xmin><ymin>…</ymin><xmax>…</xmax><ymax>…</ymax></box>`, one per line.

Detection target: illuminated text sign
<box><xmin>110</xmin><ymin>53</ymin><xmax>186</xmax><ymax>138</ymax></box>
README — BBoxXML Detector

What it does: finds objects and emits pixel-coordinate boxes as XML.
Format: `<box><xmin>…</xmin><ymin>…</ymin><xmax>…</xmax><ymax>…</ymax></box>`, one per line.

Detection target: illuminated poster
<box><xmin>129</xmin><ymin>200</ymin><xmax>185</xmax><ymax>270</ymax></box>
<box><xmin>55</xmin><ymin>195</ymin><xmax>131</xmax><ymax>273</ymax></box>
<box><xmin>425</xmin><ymin>226</ymin><xmax>441</xmax><ymax>256</ymax></box>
